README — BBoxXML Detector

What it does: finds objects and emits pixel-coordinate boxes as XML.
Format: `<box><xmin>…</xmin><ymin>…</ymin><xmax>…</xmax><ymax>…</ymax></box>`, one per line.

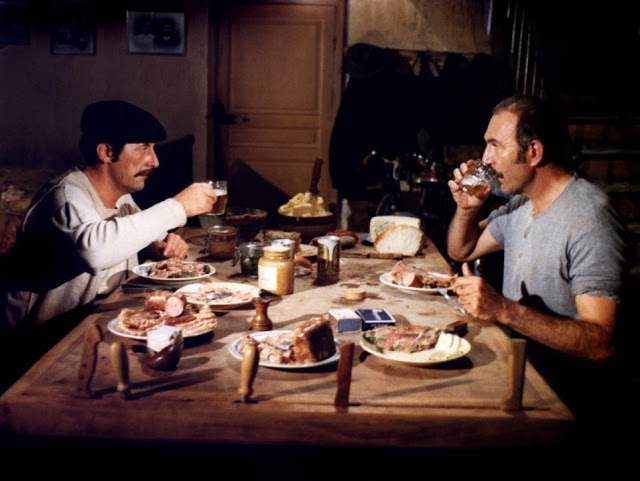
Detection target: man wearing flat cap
<box><xmin>0</xmin><ymin>100</ymin><xmax>216</xmax><ymax>389</ymax></box>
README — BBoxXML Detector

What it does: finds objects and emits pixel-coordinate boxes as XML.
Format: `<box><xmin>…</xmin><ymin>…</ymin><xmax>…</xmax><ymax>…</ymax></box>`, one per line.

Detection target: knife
<box><xmin>237</xmin><ymin>341</ymin><xmax>259</xmax><ymax>403</ymax></box>
<box><xmin>342</xmin><ymin>252</ymin><xmax>403</xmax><ymax>259</ymax></box>
<box><xmin>76</xmin><ymin>323</ymin><xmax>103</xmax><ymax>397</ymax></box>
<box><xmin>500</xmin><ymin>338</ymin><xmax>527</xmax><ymax>411</ymax></box>
<box><xmin>309</xmin><ymin>157</ymin><xmax>323</xmax><ymax>197</ymax></box>
<box><xmin>444</xmin><ymin>320</ymin><xmax>468</xmax><ymax>336</ymax></box>
<box><xmin>110</xmin><ymin>341</ymin><xmax>131</xmax><ymax>400</ymax></box>
<box><xmin>121</xmin><ymin>282</ymin><xmax>181</xmax><ymax>292</ymax></box>
<box><xmin>334</xmin><ymin>341</ymin><xmax>354</xmax><ymax>408</ymax></box>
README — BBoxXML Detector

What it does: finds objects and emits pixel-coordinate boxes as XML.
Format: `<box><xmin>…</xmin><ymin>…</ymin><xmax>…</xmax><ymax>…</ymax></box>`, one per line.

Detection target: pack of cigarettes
<box><xmin>356</xmin><ymin>308</ymin><xmax>396</xmax><ymax>330</ymax></box>
<box><xmin>328</xmin><ymin>308</ymin><xmax>362</xmax><ymax>332</ymax></box>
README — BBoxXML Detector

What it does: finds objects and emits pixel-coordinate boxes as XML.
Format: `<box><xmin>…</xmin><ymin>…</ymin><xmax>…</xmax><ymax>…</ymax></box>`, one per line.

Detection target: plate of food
<box><xmin>132</xmin><ymin>259</ymin><xmax>215</xmax><ymax>284</ymax></box>
<box><xmin>360</xmin><ymin>325</ymin><xmax>470</xmax><ymax>366</ymax></box>
<box><xmin>379</xmin><ymin>261</ymin><xmax>456</xmax><ymax>294</ymax></box>
<box><xmin>175</xmin><ymin>282</ymin><xmax>261</xmax><ymax>308</ymax></box>
<box><xmin>228</xmin><ymin>318</ymin><xmax>340</xmax><ymax>369</ymax></box>
<box><xmin>108</xmin><ymin>290</ymin><xmax>218</xmax><ymax>340</ymax></box>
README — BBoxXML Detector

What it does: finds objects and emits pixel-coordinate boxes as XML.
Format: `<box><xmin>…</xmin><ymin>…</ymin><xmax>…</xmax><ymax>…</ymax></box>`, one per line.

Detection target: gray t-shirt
<box><xmin>487</xmin><ymin>175</ymin><xmax>628</xmax><ymax>319</ymax></box>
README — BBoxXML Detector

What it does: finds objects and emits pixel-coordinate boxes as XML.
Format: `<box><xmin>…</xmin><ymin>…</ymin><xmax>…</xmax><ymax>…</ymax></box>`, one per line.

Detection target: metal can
<box><xmin>316</xmin><ymin>235</ymin><xmax>340</xmax><ymax>285</ymax></box>
<box><xmin>270</xmin><ymin>238</ymin><xmax>296</xmax><ymax>258</ymax></box>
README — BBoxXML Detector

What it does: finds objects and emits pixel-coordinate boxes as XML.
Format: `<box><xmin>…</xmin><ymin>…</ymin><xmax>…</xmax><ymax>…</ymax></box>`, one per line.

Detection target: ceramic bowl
<box><xmin>277</xmin><ymin>213</ymin><xmax>335</xmax><ymax>241</ymax></box>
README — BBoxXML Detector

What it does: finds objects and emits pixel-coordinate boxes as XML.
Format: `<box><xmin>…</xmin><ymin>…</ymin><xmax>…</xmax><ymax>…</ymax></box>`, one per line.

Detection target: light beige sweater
<box><xmin>2</xmin><ymin>167</ymin><xmax>186</xmax><ymax>328</ymax></box>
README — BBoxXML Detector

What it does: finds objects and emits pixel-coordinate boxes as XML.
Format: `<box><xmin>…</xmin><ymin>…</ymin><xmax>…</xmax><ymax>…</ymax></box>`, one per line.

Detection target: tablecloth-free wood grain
<box><xmin>0</xmin><ymin>229</ymin><xmax>574</xmax><ymax>450</ymax></box>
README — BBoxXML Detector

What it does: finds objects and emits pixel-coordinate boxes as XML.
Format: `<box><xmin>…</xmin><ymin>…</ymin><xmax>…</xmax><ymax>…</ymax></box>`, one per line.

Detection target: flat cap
<box><xmin>80</xmin><ymin>100</ymin><xmax>167</xmax><ymax>147</ymax></box>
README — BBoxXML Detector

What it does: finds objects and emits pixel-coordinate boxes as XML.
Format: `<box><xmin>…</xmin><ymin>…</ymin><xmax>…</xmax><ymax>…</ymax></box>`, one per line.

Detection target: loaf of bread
<box><xmin>292</xmin><ymin>317</ymin><xmax>336</xmax><ymax>363</ymax></box>
<box><xmin>373</xmin><ymin>225</ymin><xmax>425</xmax><ymax>256</ymax></box>
<box><xmin>369</xmin><ymin>215</ymin><xmax>421</xmax><ymax>242</ymax></box>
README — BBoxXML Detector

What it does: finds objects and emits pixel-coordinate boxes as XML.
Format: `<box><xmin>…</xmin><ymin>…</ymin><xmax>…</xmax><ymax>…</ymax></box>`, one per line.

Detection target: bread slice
<box><xmin>374</xmin><ymin>225</ymin><xmax>425</xmax><ymax>256</ymax></box>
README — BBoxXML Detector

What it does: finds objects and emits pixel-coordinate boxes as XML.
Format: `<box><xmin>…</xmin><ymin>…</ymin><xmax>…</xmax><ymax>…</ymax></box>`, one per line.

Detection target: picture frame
<box><xmin>50</xmin><ymin>0</ymin><xmax>96</xmax><ymax>55</ymax></box>
<box><xmin>0</xmin><ymin>0</ymin><xmax>29</xmax><ymax>45</ymax></box>
<box><xmin>127</xmin><ymin>11</ymin><xmax>186</xmax><ymax>55</ymax></box>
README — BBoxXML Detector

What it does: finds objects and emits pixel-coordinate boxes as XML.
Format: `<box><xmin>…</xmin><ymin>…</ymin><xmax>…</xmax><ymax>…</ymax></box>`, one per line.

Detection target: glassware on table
<box><xmin>205</xmin><ymin>225</ymin><xmax>238</xmax><ymax>259</ymax></box>
<box><xmin>459</xmin><ymin>160</ymin><xmax>497</xmax><ymax>197</ymax></box>
<box><xmin>233</xmin><ymin>242</ymin><xmax>264</xmax><ymax>278</ymax></box>
<box><xmin>209</xmin><ymin>179</ymin><xmax>228</xmax><ymax>215</ymax></box>
<box><xmin>198</xmin><ymin>179</ymin><xmax>228</xmax><ymax>251</ymax></box>
<box><xmin>198</xmin><ymin>212</ymin><xmax>223</xmax><ymax>231</ymax></box>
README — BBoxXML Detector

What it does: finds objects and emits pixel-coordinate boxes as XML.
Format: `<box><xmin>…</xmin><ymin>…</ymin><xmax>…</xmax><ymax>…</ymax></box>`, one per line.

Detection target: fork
<box><xmin>412</xmin><ymin>327</ymin><xmax>441</xmax><ymax>349</ymax></box>
<box><xmin>206</xmin><ymin>291</ymin><xmax>232</xmax><ymax>300</ymax></box>
<box><xmin>437</xmin><ymin>288</ymin><xmax>466</xmax><ymax>314</ymax></box>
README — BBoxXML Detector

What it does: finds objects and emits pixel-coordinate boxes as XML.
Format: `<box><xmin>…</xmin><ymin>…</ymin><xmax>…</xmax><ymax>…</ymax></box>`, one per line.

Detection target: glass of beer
<box><xmin>209</xmin><ymin>180</ymin><xmax>228</xmax><ymax>215</ymax></box>
<box><xmin>459</xmin><ymin>160</ymin><xmax>497</xmax><ymax>197</ymax></box>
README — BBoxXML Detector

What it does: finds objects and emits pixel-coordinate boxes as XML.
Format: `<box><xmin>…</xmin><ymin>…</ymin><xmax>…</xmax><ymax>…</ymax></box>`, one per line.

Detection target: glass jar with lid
<box><xmin>258</xmin><ymin>245</ymin><xmax>294</xmax><ymax>295</ymax></box>
<box><xmin>206</xmin><ymin>225</ymin><xmax>238</xmax><ymax>259</ymax></box>
<box><xmin>233</xmin><ymin>242</ymin><xmax>264</xmax><ymax>278</ymax></box>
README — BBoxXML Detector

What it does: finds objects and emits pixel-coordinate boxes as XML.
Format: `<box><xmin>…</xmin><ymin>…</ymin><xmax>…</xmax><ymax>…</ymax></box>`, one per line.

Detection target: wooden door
<box><xmin>211</xmin><ymin>0</ymin><xmax>344</xmax><ymax>215</ymax></box>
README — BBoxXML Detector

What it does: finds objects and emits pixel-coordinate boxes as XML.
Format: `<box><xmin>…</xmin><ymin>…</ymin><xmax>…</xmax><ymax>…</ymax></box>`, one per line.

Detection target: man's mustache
<box><xmin>135</xmin><ymin>169</ymin><xmax>155</xmax><ymax>178</ymax></box>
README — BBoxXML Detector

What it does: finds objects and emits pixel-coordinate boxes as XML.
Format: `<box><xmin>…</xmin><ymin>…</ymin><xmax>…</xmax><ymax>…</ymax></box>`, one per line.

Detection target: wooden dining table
<box><xmin>0</xmin><ymin>227</ymin><xmax>575</xmax><ymax>468</ymax></box>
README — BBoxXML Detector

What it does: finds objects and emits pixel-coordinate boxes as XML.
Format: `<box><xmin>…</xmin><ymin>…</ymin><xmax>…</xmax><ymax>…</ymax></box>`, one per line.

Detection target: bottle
<box><xmin>258</xmin><ymin>245</ymin><xmax>294</xmax><ymax>295</ymax></box>
<box><xmin>340</xmin><ymin>198</ymin><xmax>351</xmax><ymax>230</ymax></box>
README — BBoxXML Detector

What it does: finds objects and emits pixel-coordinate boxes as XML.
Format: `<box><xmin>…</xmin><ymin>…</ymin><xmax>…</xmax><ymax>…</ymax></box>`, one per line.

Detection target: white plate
<box><xmin>175</xmin><ymin>282</ymin><xmax>261</xmax><ymax>308</ymax></box>
<box><xmin>107</xmin><ymin>318</ymin><xmax>215</xmax><ymax>341</ymax></box>
<box><xmin>132</xmin><ymin>261</ymin><xmax>215</xmax><ymax>285</ymax></box>
<box><xmin>379</xmin><ymin>272</ymin><xmax>453</xmax><ymax>294</ymax></box>
<box><xmin>360</xmin><ymin>331</ymin><xmax>471</xmax><ymax>366</ymax></box>
<box><xmin>228</xmin><ymin>330</ymin><xmax>340</xmax><ymax>369</ymax></box>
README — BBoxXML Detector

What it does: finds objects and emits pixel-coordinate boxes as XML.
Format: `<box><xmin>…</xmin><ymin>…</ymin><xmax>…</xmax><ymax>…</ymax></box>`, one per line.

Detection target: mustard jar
<box><xmin>258</xmin><ymin>245</ymin><xmax>294</xmax><ymax>295</ymax></box>
<box><xmin>206</xmin><ymin>225</ymin><xmax>238</xmax><ymax>259</ymax></box>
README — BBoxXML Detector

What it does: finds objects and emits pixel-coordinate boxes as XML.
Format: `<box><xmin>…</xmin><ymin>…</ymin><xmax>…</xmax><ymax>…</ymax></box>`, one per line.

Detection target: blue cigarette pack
<box><xmin>357</xmin><ymin>308</ymin><xmax>396</xmax><ymax>330</ymax></box>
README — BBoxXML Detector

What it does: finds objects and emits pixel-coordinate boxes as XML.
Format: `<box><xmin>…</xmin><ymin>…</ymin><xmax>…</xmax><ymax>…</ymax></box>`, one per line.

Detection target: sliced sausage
<box><xmin>144</xmin><ymin>291</ymin><xmax>186</xmax><ymax>317</ymax></box>
<box><xmin>144</xmin><ymin>291</ymin><xmax>172</xmax><ymax>310</ymax></box>
<box><xmin>402</xmin><ymin>272</ymin><xmax>423</xmax><ymax>288</ymax></box>
<box><xmin>164</xmin><ymin>295</ymin><xmax>186</xmax><ymax>317</ymax></box>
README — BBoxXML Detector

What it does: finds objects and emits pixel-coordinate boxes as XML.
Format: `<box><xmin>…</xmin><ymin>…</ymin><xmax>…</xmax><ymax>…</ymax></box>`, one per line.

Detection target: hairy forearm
<box><xmin>447</xmin><ymin>207</ymin><xmax>483</xmax><ymax>261</ymax></box>
<box><xmin>496</xmin><ymin>300</ymin><xmax>615</xmax><ymax>363</ymax></box>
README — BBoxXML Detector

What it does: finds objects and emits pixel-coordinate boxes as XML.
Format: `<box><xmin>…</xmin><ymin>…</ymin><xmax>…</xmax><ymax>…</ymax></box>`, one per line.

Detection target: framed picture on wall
<box><xmin>50</xmin><ymin>0</ymin><xmax>96</xmax><ymax>55</ymax></box>
<box><xmin>127</xmin><ymin>11</ymin><xmax>186</xmax><ymax>55</ymax></box>
<box><xmin>0</xmin><ymin>1</ymin><xmax>29</xmax><ymax>45</ymax></box>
